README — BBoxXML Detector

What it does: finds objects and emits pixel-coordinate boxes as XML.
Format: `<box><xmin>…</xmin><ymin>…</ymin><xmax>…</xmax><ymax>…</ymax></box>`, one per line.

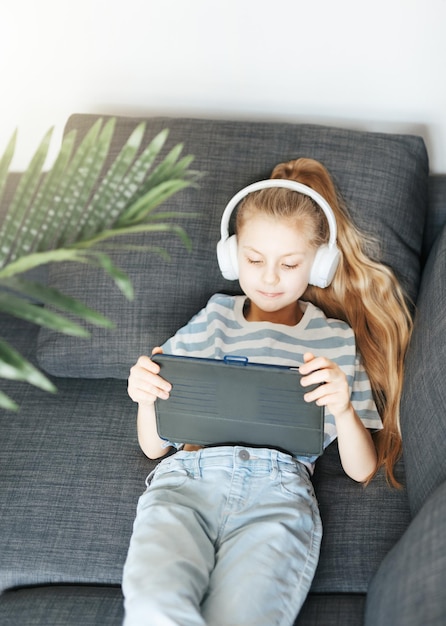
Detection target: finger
<box><xmin>299</xmin><ymin>354</ymin><xmax>330</xmax><ymax>375</ymax></box>
<box><xmin>303</xmin><ymin>352</ymin><xmax>315</xmax><ymax>364</ymax></box>
<box><xmin>303</xmin><ymin>382</ymin><xmax>334</xmax><ymax>404</ymax></box>
<box><xmin>300</xmin><ymin>367</ymin><xmax>331</xmax><ymax>388</ymax></box>
<box><xmin>134</xmin><ymin>354</ymin><xmax>160</xmax><ymax>374</ymax></box>
<box><xmin>128</xmin><ymin>355</ymin><xmax>171</xmax><ymax>401</ymax></box>
<box><xmin>128</xmin><ymin>374</ymin><xmax>171</xmax><ymax>403</ymax></box>
<box><xmin>144</xmin><ymin>370</ymin><xmax>172</xmax><ymax>395</ymax></box>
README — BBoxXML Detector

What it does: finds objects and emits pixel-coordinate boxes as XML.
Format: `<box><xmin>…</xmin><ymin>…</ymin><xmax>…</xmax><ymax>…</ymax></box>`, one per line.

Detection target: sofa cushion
<box><xmin>297</xmin><ymin>594</ymin><xmax>366</xmax><ymax>626</ymax></box>
<box><xmin>311</xmin><ymin>442</ymin><xmax>409</xmax><ymax>593</ymax></box>
<box><xmin>400</xmin><ymin>222</ymin><xmax>446</xmax><ymax>516</ymax></box>
<box><xmin>0</xmin><ymin>320</ymin><xmax>410</xmax><ymax>597</ymax></box>
<box><xmin>0</xmin><ymin>316</ymin><xmax>410</xmax><ymax>596</ymax></box>
<box><xmin>0</xmin><ymin>586</ymin><xmax>124</xmax><ymax>626</ymax></box>
<box><xmin>36</xmin><ymin>115</ymin><xmax>429</xmax><ymax>378</ymax></box>
<box><xmin>0</xmin><ymin>375</ymin><xmax>151</xmax><ymax>594</ymax></box>
<box><xmin>0</xmin><ymin>587</ymin><xmax>364</xmax><ymax>626</ymax></box>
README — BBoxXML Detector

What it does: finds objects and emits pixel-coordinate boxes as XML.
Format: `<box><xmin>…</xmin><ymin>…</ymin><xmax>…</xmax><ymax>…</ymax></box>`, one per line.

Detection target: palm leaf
<box><xmin>34</xmin><ymin>119</ymin><xmax>105</xmax><ymax>251</ymax></box>
<box><xmin>0</xmin><ymin>128</ymin><xmax>53</xmax><ymax>265</ymax></box>
<box><xmin>0</xmin><ymin>117</ymin><xmax>200</xmax><ymax>409</ymax></box>
<box><xmin>0</xmin><ymin>130</ymin><xmax>17</xmax><ymax>208</ymax></box>
<box><xmin>11</xmin><ymin>131</ymin><xmax>76</xmax><ymax>259</ymax></box>
<box><xmin>102</xmin><ymin>128</ymin><xmax>171</xmax><ymax>225</ymax></box>
<box><xmin>73</xmin><ymin>222</ymin><xmax>192</xmax><ymax>253</ymax></box>
<box><xmin>53</xmin><ymin>118</ymin><xmax>116</xmax><ymax>247</ymax></box>
<box><xmin>82</xmin><ymin>250</ymin><xmax>135</xmax><ymax>300</ymax></box>
<box><xmin>0</xmin><ymin>247</ymin><xmax>135</xmax><ymax>300</ymax></box>
<box><xmin>0</xmin><ymin>390</ymin><xmax>18</xmax><ymax>411</ymax></box>
<box><xmin>1</xmin><ymin>277</ymin><xmax>114</xmax><ymax>328</ymax></box>
<box><xmin>115</xmin><ymin>179</ymin><xmax>193</xmax><ymax>226</ymax></box>
<box><xmin>0</xmin><ymin>292</ymin><xmax>90</xmax><ymax>337</ymax></box>
<box><xmin>78</xmin><ymin>122</ymin><xmax>149</xmax><ymax>238</ymax></box>
<box><xmin>0</xmin><ymin>337</ymin><xmax>56</xmax><ymax>392</ymax></box>
<box><xmin>141</xmin><ymin>143</ymin><xmax>185</xmax><ymax>190</ymax></box>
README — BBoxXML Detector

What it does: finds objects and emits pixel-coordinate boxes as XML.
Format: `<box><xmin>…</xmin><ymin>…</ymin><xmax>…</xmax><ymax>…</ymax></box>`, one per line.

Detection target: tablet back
<box><xmin>152</xmin><ymin>354</ymin><xmax>324</xmax><ymax>457</ymax></box>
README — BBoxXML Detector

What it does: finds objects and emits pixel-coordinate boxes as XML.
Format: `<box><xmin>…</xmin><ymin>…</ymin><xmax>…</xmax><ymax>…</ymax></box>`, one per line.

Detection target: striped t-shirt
<box><xmin>162</xmin><ymin>293</ymin><xmax>382</xmax><ymax>469</ymax></box>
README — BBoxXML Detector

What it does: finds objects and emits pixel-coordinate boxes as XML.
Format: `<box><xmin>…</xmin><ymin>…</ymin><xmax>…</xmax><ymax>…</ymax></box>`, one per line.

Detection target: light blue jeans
<box><xmin>122</xmin><ymin>446</ymin><xmax>322</xmax><ymax>626</ymax></box>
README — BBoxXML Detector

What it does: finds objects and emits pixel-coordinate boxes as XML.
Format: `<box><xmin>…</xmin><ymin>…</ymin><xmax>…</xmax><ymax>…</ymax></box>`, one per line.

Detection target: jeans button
<box><xmin>239</xmin><ymin>449</ymin><xmax>250</xmax><ymax>461</ymax></box>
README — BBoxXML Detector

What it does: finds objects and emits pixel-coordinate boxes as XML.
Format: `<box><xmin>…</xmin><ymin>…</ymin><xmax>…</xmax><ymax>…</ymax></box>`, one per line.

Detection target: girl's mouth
<box><xmin>258</xmin><ymin>291</ymin><xmax>283</xmax><ymax>299</ymax></box>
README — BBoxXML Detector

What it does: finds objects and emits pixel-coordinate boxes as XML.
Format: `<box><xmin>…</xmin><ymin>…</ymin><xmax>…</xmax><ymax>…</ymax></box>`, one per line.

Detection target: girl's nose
<box><xmin>263</xmin><ymin>265</ymin><xmax>279</xmax><ymax>285</ymax></box>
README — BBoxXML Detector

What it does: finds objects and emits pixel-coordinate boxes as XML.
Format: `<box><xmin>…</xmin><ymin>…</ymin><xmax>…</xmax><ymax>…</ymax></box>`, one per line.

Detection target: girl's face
<box><xmin>237</xmin><ymin>214</ymin><xmax>317</xmax><ymax>325</ymax></box>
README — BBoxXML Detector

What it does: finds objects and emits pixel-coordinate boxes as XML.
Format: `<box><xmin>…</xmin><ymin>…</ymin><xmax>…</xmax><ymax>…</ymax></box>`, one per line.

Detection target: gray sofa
<box><xmin>1</xmin><ymin>114</ymin><xmax>445</xmax><ymax>625</ymax></box>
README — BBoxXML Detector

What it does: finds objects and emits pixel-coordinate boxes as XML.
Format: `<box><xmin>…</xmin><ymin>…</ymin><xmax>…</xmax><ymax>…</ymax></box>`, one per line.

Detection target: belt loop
<box><xmin>194</xmin><ymin>449</ymin><xmax>202</xmax><ymax>478</ymax></box>
<box><xmin>271</xmin><ymin>449</ymin><xmax>279</xmax><ymax>478</ymax></box>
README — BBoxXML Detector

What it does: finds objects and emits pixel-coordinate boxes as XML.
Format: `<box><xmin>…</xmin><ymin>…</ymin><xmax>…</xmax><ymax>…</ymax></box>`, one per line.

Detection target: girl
<box><xmin>123</xmin><ymin>158</ymin><xmax>412</xmax><ymax>626</ymax></box>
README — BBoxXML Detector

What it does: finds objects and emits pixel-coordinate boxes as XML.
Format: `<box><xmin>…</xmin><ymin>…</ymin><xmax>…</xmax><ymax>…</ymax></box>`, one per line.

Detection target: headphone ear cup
<box><xmin>217</xmin><ymin>235</ymin><xmax>239</xmax><ymax>280</ymax></box>
<box><xmin>309</xmin><ymin>245</ymin><xmax>340</xmax><ymax>288</ymax></box>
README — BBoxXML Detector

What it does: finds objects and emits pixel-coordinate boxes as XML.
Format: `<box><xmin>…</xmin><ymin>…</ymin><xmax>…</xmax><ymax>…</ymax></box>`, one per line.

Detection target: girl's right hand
<box><xmin>127</xmin><ymin>347</ymin><xmax>172</xmax><ymax>406</ymax></box>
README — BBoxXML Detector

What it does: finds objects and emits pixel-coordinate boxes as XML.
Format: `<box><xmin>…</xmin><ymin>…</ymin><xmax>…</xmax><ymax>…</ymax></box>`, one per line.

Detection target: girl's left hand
<box><xmin>299</xmin><ymin>352</ymin><xmax>351</xmax><ymax>419</ymax></box>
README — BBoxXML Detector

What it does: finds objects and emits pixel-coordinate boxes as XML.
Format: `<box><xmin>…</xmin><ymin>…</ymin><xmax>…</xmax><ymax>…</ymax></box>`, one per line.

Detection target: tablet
<box><xmin>152</xmin><ymin>353</ymin><xmax>324</xmax><ymax>457</ymax></box>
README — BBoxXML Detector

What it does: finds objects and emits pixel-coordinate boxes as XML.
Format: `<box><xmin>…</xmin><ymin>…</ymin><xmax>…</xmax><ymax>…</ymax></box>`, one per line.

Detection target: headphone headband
<box><xmin>217</xmin><ymin>178</ymin><xmax>340</xmax><ymax>287</ymax></box>
<box><xmin>219</xmin><ymin>179</ymin><xmax>337</xmax><ymax>247</ymax></box>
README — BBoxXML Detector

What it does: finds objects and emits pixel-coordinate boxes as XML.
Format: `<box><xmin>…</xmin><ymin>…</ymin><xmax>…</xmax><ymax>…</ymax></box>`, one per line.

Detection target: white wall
<box><xmin>1</xmin><ymin>0</ymin><xmax>445</xmax><ymax>173</ymax></box>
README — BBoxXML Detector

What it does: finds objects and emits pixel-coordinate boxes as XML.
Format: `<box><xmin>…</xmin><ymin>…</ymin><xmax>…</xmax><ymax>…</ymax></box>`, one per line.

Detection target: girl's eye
<box><xmin>247</xmin><ymin>258</ymin><xmax>262</xmax><ymax>265</ymax></box>
<box><xmin>283</xmin><ymin>263</ymin><xmax>298</xmax><ymax>270</ymax></box>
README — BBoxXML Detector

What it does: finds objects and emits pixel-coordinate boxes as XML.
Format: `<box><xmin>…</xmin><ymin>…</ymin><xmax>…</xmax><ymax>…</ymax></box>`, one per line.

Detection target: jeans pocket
<box><xmin>279</xmin><ymin>466</ymin><xmax>314</xmax><ymax>501</ymax></box>
<box><xmin>149</xmin><ymin>458</ymin><xmax>190</xmax><ymax>491</ymax></box>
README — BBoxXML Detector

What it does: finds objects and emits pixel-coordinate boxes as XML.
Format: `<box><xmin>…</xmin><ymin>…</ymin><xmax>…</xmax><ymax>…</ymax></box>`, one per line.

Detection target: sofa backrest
<box><xmin>34</xmin><ymin>114</ymin><xmax>429</xmax><ymax>379</ymax></box>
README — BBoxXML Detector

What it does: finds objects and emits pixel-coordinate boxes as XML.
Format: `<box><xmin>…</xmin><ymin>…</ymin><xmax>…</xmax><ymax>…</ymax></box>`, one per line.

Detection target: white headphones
<box><xmin>216</xmin><ymin>179</ymin><xmax>340</xmax><ymax>288</ymax></box>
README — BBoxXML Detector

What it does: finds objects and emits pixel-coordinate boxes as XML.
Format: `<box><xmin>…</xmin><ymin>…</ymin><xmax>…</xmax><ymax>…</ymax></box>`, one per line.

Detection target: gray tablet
<box><xmin>152</xmin><ymin>354</ymin><xmax>324</xmax><ymax>457</ymax></box>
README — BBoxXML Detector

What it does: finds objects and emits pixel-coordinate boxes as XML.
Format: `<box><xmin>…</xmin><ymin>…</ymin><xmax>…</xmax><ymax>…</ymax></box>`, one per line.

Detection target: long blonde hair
<box><xmin>236</xmin><ymin>158</ymin><xmax>413</xmax><ymax>487</ymax></box>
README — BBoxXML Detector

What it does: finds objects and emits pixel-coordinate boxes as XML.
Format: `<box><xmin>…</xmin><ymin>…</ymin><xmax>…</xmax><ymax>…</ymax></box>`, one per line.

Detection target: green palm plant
<box><xmin>0</xmin><ymin>117</ymin><xmax>199</xmax><ymax>410</ymax></box>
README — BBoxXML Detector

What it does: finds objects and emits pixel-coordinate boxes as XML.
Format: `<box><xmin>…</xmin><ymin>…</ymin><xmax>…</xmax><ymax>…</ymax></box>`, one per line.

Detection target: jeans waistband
<box><xmin>170</xmin><ymin>445</ymin><xmax>308</xmax><ymax>476</ymax></box>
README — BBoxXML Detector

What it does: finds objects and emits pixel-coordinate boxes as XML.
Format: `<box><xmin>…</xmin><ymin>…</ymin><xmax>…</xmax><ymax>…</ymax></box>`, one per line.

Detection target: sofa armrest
<box><xmin>424</xmin><ymin>175</ymin><xmax>446</xmax><ymax>264</ymax></box>
<box><xmin>400</xmin><ymin>221</ymin><xmax>446</xmax><ymax>516</ymax></box>
<box><xmin>365</xmin><ymin>480</ymin><xmax>446</xmax><ymax>626</ymax></box>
